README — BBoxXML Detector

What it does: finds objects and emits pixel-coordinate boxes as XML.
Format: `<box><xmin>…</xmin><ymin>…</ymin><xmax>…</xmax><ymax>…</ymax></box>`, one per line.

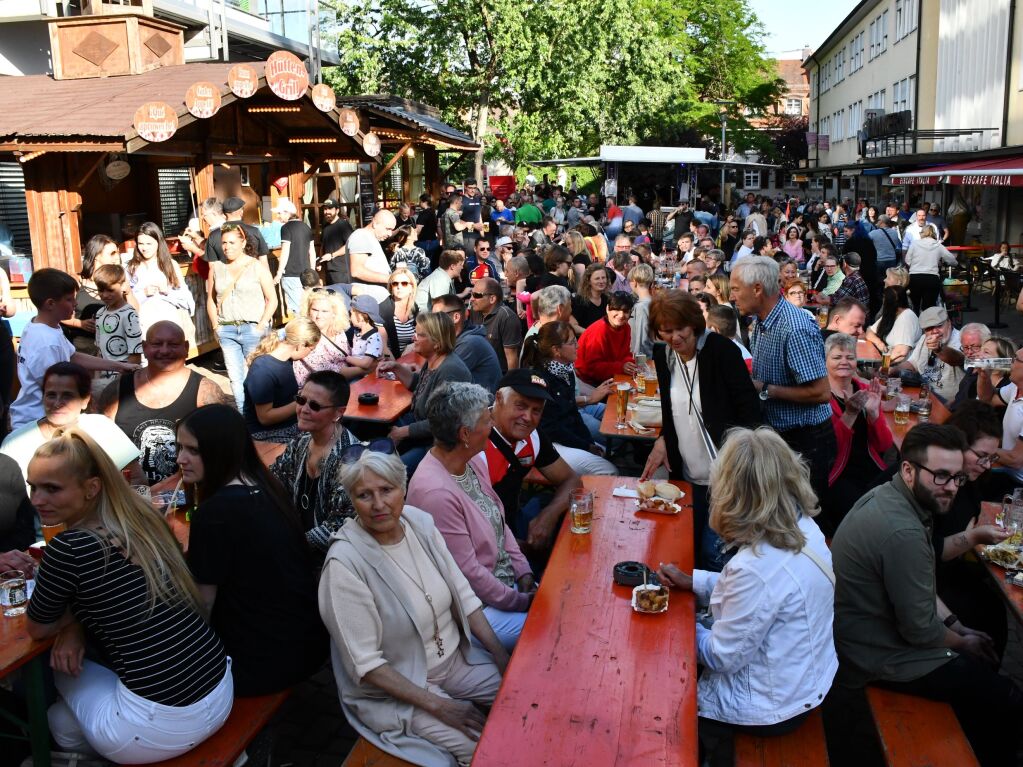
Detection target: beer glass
<box><xmin>0</xmin><ymin>570</ymin><xmax>28</xmax><ymax>617</ymax></box>
<box><xmin>570</xmin><ymin>489</ymin><xmax>593</xmax><ymax>534</ymax></box>
<box><xmin>615</xmin><ymin>383</ymin><xmax>631</xmax><ymax>429</ymax></box>
<box><xmin>41</xmin><ymin>524</ymin><xmax>65</xmax><ymax>545</ymax></box>
<box><xmin>894</xmin><ymin>394</ymin><xmax>911</xmax><ymax>425</ymax></box>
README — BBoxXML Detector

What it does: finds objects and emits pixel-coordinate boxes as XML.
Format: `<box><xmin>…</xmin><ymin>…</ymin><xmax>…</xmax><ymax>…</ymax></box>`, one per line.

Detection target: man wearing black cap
<box><xmin>319</xmin><ymin>200</ymin><xmax>354</xmax><ymax>285</ymax></box>
<box><xmin>206</xmin><ymin>197</ymin><xmax>270</xmax><ymax>268</ymax></box>
<box><xmin>462</xmin><ymin>177</ymin><xmax>484</xmax><ymax>252</ymax></box>
<box><xmin>484</xmin><ymin>370</ymin><xmax>581</xmax><ymax>551</ymax></box>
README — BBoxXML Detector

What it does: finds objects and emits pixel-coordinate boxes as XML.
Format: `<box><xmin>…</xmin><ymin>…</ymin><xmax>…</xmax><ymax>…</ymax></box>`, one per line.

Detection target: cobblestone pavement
<box><xmin>189</xmin><ymin>283</ymin><xmax>1023</xmax><ymax>766</ymax></box>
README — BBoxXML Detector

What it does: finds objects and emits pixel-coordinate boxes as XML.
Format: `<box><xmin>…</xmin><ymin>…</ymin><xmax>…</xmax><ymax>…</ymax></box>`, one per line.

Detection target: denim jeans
<box><xmin>281</xmin><ymin>276</ymin><xmax>304</xmax><ymax>316</ymax></box>
<box><xmin>217</xmin><ymin>322</ymin><xmax>263</xmax><ymax>409</ymax></box>
<box><xmin>580</xmin><ymin>403</ymin><xmax>605</xmax><ymax>444</ymax></box>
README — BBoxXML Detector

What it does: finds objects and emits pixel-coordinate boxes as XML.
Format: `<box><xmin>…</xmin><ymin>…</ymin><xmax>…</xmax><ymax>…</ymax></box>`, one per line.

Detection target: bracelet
<box><xmin>943</xmin><ymin>613</ymin><xmax>958</xmax><ymax>628</ymax></box>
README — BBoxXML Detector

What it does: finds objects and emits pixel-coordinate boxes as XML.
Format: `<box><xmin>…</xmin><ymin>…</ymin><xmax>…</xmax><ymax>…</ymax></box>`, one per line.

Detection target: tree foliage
<box><xmin>324</xmin><ymin>0</ymin><xmax>782</xmax><ymax>171</ymax></box>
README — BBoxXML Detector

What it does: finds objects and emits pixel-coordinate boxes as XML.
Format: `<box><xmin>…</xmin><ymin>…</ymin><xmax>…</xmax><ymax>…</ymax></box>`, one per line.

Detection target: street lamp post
<box><xmin>713</xmin><ymin>100</ymin><xmax>734</xmax><ymax>212</ymax></box>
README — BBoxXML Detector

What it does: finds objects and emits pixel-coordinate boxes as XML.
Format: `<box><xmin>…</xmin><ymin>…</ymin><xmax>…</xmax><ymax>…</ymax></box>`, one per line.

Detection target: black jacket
<box><xmin>652</xmin><ymin>334</ymin><xmax>761</xmax><ymax>480</ymax></box>
<box><xmin>535</xmin><ymin>364</ymin><xmax>593</xmax><ymax>451</ymax></box>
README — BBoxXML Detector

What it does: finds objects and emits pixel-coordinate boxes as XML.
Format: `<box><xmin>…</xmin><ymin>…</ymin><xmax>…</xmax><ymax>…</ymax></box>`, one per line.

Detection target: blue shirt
<box><xmin>750</xmin><ymin>298</ymin><xmax>830</xmax><ymax>430</ymax></box>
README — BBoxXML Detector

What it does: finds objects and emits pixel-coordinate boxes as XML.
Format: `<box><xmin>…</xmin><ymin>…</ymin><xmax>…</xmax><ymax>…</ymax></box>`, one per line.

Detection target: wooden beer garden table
<box><xmin>881</xmin><ymin>386</ymin><xmax>951</xmax><ymax>450</ymax></box>
<box><xmin>1</xmin><ymin>614</ymin><xmax>54</xmax><ymax>767</ymax></box>
<box><xmin>472</xmin><ymin>475</ymin><xmax>698</xmax><ymax>767</ymax></box>
<box><xmin>599</xmin><ymin>373</ymin><xmax>662</xmax><ymax>442</ymax></box>
<box><xmin>343</xmin><ymin>351</ymin><xmax>423</xmax><ymax>425</ymax></box>
<box><xmin>977</xmin><ymin>502</ymin><xmax>1023</xmax><ymax>626</ymax></box>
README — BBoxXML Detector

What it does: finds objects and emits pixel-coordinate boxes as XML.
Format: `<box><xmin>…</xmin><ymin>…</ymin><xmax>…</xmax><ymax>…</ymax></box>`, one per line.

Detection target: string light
<box><xmin>288</xmin><ymin>137</ymin><xmax>338</xmax><ymax>144</ymax></box>
<box><xmin>248</xmin><ymin>106</ymin><xmax>301</xmax><ymax>113</ymax></box>
<box><xmin>18</xmin><ymin>150</ymin><xmax>46</xmax><ymax>163</ymax></box>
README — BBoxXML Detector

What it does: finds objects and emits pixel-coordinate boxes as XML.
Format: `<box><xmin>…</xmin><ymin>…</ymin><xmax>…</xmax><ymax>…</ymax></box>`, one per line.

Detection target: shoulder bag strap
<box><xmin>673</xmin><ymin>349</ymin><xmax>718</xmax><ymax>461</ymax></box>
<box><xmin>883</xmin><ymin>227</ymin><xmax>901</xmax><ymax>254</ymax></box>
<box><xmin>800</xmin><ymin>545</ymin><xmax>836</xmax><ymax>585</ymax></box>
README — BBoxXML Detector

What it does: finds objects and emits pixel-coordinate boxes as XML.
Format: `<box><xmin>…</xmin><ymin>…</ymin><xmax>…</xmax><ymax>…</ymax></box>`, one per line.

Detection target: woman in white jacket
<box><xmin>658</xmin><ymin>427</ymin><xmax>837</xmax><ymax>758</ymax></box>
<box><xmin>903</xmin><ymin>227</ymin><xmax>958</xmax><ymax>315</ymax></box>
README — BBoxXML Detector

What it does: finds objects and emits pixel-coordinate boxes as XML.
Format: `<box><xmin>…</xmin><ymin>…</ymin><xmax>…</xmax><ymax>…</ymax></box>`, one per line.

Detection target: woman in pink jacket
<box><xmin>407</xmin><ymin>382</ymin><xmax>536</xmax><ymax>650</ymax></box>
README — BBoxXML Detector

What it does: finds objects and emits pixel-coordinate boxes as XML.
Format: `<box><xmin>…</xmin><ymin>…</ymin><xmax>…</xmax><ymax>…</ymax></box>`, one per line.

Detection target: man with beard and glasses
<box><xmin>831</xmin><ymin>423</ymin><xmax>1023</xmax><ymax>767</ymax></box>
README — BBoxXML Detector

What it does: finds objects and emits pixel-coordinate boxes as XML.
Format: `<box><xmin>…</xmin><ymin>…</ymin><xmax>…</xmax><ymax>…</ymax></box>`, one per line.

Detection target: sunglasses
<box><xmin>471</xmin><ymin>292</ymin><xmax>494</xmax><ymax>299</ymax></box>
<box><xmin>390</xmin><ymin>281</ymin><xmax>411</xmax><ymax>287</ymax></box>
<box><xmin>295</xmin><ymin>394</ymin><xmax>339</xmax><ymax>412</ymax></box>
<box><xmin>311</xmin><ymin>287</ymin><xmax>337</xmax><ymax>294</ymax></box>
<box><xmin>339</xmin><ymin>438</ymin><xmax>397</xmax><ymax>464</ymax></box>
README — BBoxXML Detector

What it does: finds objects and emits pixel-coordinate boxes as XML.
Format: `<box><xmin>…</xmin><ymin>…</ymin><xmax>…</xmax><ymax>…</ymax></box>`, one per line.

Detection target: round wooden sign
<box><xmin>227</xmin><ymin>64</ymin><xmax>259</xmax><ymax>98</ymax></box>
<box><xmin>185</xmin><ymin>81</ymin><xmax>222</xmax><ymax>119</ymax></box>
<box><xmin>133</xmin><ymin>101</ymin><xmax>178</xmax><ymax>142</ymax></box>
<box><xmin>265</xmin><ymin>51</ymin><xmax>309</xmax><ymax>101</ymax></box>
<box><xmin>362</xmin><ymin>132</ymin><xmax>381</xmax><ymax>157</ymax></box>
<box><xmin>338</xmin><ymin>108</ymin><xmax>359</xmax><ymax>136</ymax></box>
<box><xmin>311</xmin><ymin>83</ymin><xmax>336</xmax><ymax>112</ymax></box>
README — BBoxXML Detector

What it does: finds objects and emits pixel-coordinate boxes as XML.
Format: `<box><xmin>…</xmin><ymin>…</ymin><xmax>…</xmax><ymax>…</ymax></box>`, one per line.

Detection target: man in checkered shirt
<box><xmin>829</xmin><ymin>252</ymin><xmax>871</xmax><ymax>313</ymax></box>
<box><xmin>730</xmin><ymin>256</ymin><xmax>836</xmax><ymax>500</ymax></box>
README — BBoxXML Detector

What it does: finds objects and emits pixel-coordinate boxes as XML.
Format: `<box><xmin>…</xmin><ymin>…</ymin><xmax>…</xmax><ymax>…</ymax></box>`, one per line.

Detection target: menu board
<box><xmin>358</xmin><ymin>163</ymin><xmax>376</xmax><ymax>226</ymax></box>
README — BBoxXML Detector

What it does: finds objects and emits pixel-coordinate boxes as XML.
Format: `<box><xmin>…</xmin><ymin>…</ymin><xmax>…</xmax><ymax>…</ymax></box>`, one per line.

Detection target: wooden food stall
<box><xmin>0</xmin><ymin>14</ymin><xmax>377</xmax><ymax>356</ymax></box>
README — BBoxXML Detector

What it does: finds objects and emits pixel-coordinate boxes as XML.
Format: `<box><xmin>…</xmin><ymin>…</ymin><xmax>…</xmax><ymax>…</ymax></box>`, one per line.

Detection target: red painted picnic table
<box><xmin>1</xmin><ymin>613</ymin><xmax>55</xmax><ymax>766</ymax></box>
<box><xmin>599</xmin><ymin>373</ymin><xmax>662</xmax><ymax>441</ymax></box>
<box><xmin>472</xmin><ymin>475</ymin><xmax>697</xmax><ymax>767</ymax></box>
<box><xmin>881</xmin><ymin>386</ymin><xmax>950</xmax><ymax>450</ymax></box>
<box><xmin>977</xmin><ymin>502</ymin><xmax>1023</xmax><ymax>625</ymax></box>
<box><xmin>344</xmin><ymin>351</ymin><xmax>424</xmax><ymax>425</ymax></box>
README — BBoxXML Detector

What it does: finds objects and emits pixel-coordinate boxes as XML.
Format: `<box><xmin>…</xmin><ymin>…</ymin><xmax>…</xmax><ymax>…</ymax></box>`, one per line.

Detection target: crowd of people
<box><xmin>1</xmin><ymin>183</ymin><xmax>1022</xmax><ymax>767</ymax></box>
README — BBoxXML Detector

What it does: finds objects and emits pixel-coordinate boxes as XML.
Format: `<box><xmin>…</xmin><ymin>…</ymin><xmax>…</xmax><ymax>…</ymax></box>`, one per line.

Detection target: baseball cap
<box><xmin>497</xmin><ymin>369</ymin><xmax>553</xmax><ymax>402</ymax></box>
<box><xmin>272</xmin><ymin>199</ymin><xmax>297</xmax><ymax>216</ymax></box>
<box><xmin>495</xmin><ymin>236</ymin><xmax>513</xmax><ymax>248</ymax></box>
<box><xmin>322</xmin><ymin>199</ymin><xmax>340</xmax><ymax>209</ymax></box>
<box><xmin>919</xmin><ymin>306</ymin><xmax>948</xmax><ymax>329</ymax></box>
<box><xmin>350</xmin><ymin>294</ymin><xmax>383</xmax><ymax>325</ymax></box>
<box><xmin>222</xmin><ymin>197</ymin><xmax>245</xmax><ymax>214</ymax></box>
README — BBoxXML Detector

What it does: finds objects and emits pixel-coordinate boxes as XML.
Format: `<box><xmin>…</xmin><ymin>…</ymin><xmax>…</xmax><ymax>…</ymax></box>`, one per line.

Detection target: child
<box><xmin>706</xmin><ymin>304</ymin><xmax>753</xmax><ymax>374</ymax></box>
<box><xmin>342</xmin><ymin>295</ymin><xmax>383</xmax><ymax>379</ymax></box>
<box><xmin>92</xmin><ymin>264</ymin><xmax>143</xmax><ymax>398</ymax></box>
<box><xmin>10</xmin><ymin>269</ymin><xmax>137</xmax><ymax>430</ymax></box>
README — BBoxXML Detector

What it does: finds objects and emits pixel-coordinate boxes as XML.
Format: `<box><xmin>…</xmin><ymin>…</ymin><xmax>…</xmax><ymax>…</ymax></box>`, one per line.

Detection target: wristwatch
<box><xmin>943</xmin><ymin>613</ymin><xmax>958</xmax><ymax>628</ymax></box>
<box><xmin>759</xmin><ymin>385</ymin><xmax>771</xmax><ymax>401</ymax></box>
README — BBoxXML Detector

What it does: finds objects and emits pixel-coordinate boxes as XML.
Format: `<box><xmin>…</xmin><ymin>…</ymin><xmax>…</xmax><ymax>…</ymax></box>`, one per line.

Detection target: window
<box><xmin>836</xmin><ymin>49</ymin><xmax>845</xmax><ymax>81</ymax></box>
<box><xmin>869</xmin><ymin>21</ymin><xmax>876</xmax><ymax>59</ymax></box>
<box><xmin>785</xmin><ymin>97</ymin><xmax>802</xmax><ymax>115</ymax></box>
<box><xmin>157</xmin><ymin>168</ymin><xmax>192</xmax><ymax>239</ymax></box>
<box><xmin>895</xmin><ymin>0</ymin><xmax>918</xmax><ymax>42</ymax></box>
<box><xmin>810</xmin><ymin>177</ymin><xmax>823</xmax><ymax>189</ymax></box>
<box><xmin>867</xmin><ymin>90</ymin><xmax>887</xmax><ymax>111</ymax></box>
<box><xmin>881</xmin><ymin>10</ymin><xmax>889</xmax><ymax>52</ymax></box>
<box><xmin>893</xmin><ymin>76</ymin><xmax>915</xmax><ymax>117</ymax></box>
<box><xmin>812</xmin><ymin>69</ymin><xmax>819</xmax><ymax>98</ymax></box>
<box><xmin>0</xmin><ymin>162</ymin><xmax>30</xmax><ymax>255</ymax></box>
<box><xmin>744</xmin><ymin>170</ymin><xmax>762</xmax><ymax>189</ymax></box>
<box><xmin>851</xmin><ymin>33</ymin><xmax>864</xmax><ymax>72</ymax></box>
<box><xmin>850</xmin><ymin>101</ymin><xmax>863</xmax><ymax>135</ymax></box>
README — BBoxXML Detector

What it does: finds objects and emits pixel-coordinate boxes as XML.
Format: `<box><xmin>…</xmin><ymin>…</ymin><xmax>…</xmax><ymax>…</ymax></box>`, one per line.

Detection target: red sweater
<box><xmin>575</xmin><ymin>318</ymin><xmax>633</xmax><ymax>385</ymax></box>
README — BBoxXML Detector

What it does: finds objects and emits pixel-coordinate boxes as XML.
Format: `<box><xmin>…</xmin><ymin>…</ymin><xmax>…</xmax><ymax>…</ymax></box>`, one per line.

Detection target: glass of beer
<box><xmin>570</xmin><ymin>489</ymin><xmax>594</xmax><ymax>534</ymax></box>
<box><xmin>643</xmin><ymin>373</ymin><xmax>658</xmax><ymax>397</ymax></box>
<box><xmin>615</xmin><ymin>382</ymin><xmax>631</xmax><ymax>429</ymax></box>
<box><xmin>41</xmin><ymin>523</ymin><xmax>65</xmax><ymax>545</ymax></box>
<box><xmin>894</xmin><ymin>394</ymin><xmax>911</xmax><ymax>425</ymax></box>
<box><xmin>0</xmin><ymin>570</ymin><xmax>28</xmax><ymax>617</ymax></box>
<box><xmin>880</xmin><ymin>349</ymin><xmax>892</xmax><ymax>374</ymax></box>
<box><xmin>816</xmin><ymin>307</ymin><xmax>828</xmax><ymax>329</ymax></box>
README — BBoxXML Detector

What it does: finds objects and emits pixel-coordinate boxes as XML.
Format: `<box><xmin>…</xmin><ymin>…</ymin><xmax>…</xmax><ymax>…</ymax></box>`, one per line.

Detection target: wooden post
<box><xmin>21</xmin><ymin>153</ymin><xmax>82</xmax><ymax>274</ymax></box>
<box><xmin>424</xmin><ymin>145</ymin><xmax>440</xmax><ymax>201</ymax></box>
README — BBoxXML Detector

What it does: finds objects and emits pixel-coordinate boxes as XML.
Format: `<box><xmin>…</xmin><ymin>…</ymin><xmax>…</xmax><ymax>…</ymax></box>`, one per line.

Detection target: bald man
<box><xmin>97</xmin><ymin>321</ymin><xmax>232</xmax><ymax>483</ymax></box>
<box><xmin>345</xmin><ymin>209</ymin><xmax>396</xmax><ymax>301</ymax></box>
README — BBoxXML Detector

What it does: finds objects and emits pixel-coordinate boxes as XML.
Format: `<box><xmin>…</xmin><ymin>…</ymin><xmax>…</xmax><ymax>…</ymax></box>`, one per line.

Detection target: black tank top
<box><xmin>115</xmin><ymin>370</ymin><xmax>203</xmax><ymax>483</ymax></box>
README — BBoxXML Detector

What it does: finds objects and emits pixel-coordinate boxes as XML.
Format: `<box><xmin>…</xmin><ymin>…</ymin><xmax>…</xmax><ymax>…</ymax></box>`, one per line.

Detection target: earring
<box><xmin>463</xmin><ymin>442</ymin><xmax>470</xmax><ymax>449</ymax></box>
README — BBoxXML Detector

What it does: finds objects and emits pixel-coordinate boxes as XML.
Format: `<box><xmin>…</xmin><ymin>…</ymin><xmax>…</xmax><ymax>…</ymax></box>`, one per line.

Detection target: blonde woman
<box><xmin>379</xmin><ymin>267</ymin><xmax>420</xmax><ymax>359</ymax></box>
<box><xmin>570</xmin><ymin>262</ymin><xmax>610</xmax><ymax>333</ymax></box>
<box><xmin>884</xmin><ymin>265</ymin><xmax>910</xmax><ymax>289</ymax></box>
<box><xmin>564</xmin><ymin>230</ymin><xmax>592</xmax><ymax>287</ymax></box>
<box><xmin>296</xmin><ymin>287</ymin><xmax>350</xmax><ymax>386</ymax></box>
<box><xmin>26</xmin><ymin>428</ymin><xmax>232</xmax><ymax>763</ymax></box>
<box><xmin>243</xmin><ymin>317</ymin><xmax>320</xmax><ymax>442</ymax></box>
<box><xmin>658</xmin><ymin>427</ymin><xmax>837</xmax><ymax>746</ymax></box>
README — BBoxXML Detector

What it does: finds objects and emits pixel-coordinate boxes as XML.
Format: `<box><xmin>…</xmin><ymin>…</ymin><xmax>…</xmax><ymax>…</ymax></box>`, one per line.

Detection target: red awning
<box><xmin>891</xmin><ymin>156</ymin><xmax>1023</xmax><ymax>187</ymax></box>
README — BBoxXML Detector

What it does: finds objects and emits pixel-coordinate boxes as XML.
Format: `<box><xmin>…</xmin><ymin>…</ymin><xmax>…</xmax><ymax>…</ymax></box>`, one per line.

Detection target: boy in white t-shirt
<box><xmin>92</xmin><ymin>264</ymin><xmax>143</xmax><ymax>397</ymax></box>
<box><xmin>9</xmin><ymin>269</ymin><xmax>137</xmax><ymax>429</ymax></box>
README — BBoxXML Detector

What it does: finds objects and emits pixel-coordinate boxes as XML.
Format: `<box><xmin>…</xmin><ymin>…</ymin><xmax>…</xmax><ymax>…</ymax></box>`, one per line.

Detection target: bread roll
<box><xmin>655</xmin><ymin>483</ymin><xmax>682</xmax><ymax>501</ymax></box>
<box><xmin>637</xmin><ymin>481</ymin><xmax>658</xmax><ymax>499</ymax></box>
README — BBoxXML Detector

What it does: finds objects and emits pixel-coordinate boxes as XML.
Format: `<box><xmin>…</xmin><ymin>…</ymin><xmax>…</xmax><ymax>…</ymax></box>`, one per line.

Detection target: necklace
<box><xmin>381</xmin><ymin>528</ymin><xmax>445</xmax><ymax>658</ymax></box>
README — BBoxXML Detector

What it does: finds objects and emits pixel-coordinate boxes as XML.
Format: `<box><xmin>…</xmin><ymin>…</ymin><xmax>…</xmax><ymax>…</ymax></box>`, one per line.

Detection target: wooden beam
<box><xmin>441</xmin><ymin>151</ymin><xmax>472</xmax><ymax>181</ymax></box>
<box><xmin>0</xmin><ymin>142</ymin><xmax>123</xmax><ymax>153</ymax></box>
<box><xmin>74</xmin><ymin>153</ymin><xmax>108</xmax><ymax>189</ymax></box>
<box><xmin>300</xmin><ymin>154</ymin><xmax>333</xmax><ymax>186</ymax></box>
<box><xmin>374</xmin><ymin>141</ymin><xmax>413</xmax><ymax>184</ymax></box>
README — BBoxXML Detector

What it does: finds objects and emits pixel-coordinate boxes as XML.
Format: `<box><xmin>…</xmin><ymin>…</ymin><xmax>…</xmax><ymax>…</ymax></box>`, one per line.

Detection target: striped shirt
<box><xmin>750</xmin><ymin>297</ymin><xmax>831</xmax><ymax>431</ymax></box>
<box><xmin>28</xmin><ymin>529</ymin><xmax>227</xmax><ymax>706</ymax></box>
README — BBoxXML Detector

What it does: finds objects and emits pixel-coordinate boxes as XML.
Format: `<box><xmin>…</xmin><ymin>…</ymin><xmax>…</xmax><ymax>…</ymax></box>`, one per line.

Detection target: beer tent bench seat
<box><xmin>123</xmin><ymin>690</ymin><xmax>291</xmax><ymax>767</ymax></box>
<box><xmin>733</xmin><ymin>708</ymin><xmax>829</xmax><ymax>767</ymax></box>
<box><xmin>865</xmin><ymin>687</ymin><xmax>979</xmax><ymax>767</ymax></box>
<box><xmin>341</xmin><ymin>737</ymin><xmax>416</xmax><ymax>767</ymax></box>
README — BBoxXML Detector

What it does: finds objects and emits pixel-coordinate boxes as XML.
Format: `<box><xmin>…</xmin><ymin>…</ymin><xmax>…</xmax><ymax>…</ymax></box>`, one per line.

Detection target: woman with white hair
<box><xmin>658</xmin><ymin>427</ymin><xmax>837</xmax><ymax>758</ymax></box>
<box><xmin>319</xmin><ymin>447</ymin><xmax>508</xmax><ymax>767</ymax></box>
<box><xmin>406</xmin><ymin>382</ymin><xmax>536</xmax><ymax>651</ymax></box>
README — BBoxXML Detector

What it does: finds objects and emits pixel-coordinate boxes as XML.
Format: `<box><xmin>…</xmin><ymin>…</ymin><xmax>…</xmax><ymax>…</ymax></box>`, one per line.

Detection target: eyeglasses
<box><xmin>909</xmin><ymin>462</ymin><xmax>968</xmax><ymax>487</ymax></box>
<box><xmin>960</xmin><ymin>344</ymin><xmax>983</xmax><ymax>353</ymax></box>
<box><xmin>966</xmin><ymin>447</ymin><xmax>996</xmax><ymax>467</ymax></box>
<box><xmin>295</xmin><ymin>394</ymin><xmax>339</xmax><ymax>412</ymax></box>
<box><xmin>824</xmin><ymin>264</ymin><xmax>839</xmax><ymax>269</ymax></box>
<box><xmin>390</xmin><ymin>281</ymin><xmax>411</xmax><ymax>287</ymax></box>
<box><xmin>471</xmin><ymin>292</ymin><xmax>495</xmax><ymax>299</ymax></box>
<box><xmin>339</xmin><ymin>438</ymin><xmax>397</xmax><ymax>464</ymax></box>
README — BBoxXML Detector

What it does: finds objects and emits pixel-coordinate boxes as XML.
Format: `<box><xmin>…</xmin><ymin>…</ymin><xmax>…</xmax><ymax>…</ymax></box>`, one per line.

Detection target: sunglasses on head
<box><xmin>339</xmin><ymin>438</ymin><xmax>397</xmax><ymax>464</ymax></box>
<box><xmin>295</xmin><ymin>394</ymin><xmax>339</xmax><ymax>412</ymax></box>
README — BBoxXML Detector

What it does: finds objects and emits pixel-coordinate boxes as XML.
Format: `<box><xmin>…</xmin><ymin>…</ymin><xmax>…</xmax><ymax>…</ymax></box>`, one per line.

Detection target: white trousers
<box><xmin>410</xmin><ymin>650</ymin><xmax>502</xmax><ymax>767</ymax></box>
<box><xmin>554</xmin><ymin>443</ymin><xmax>618</xmax><ymax>476</ymax></box>
<box><xmin>49</xmin><ymin>658</ymin><xmax>234</xmax><ymax>764</ymax></box>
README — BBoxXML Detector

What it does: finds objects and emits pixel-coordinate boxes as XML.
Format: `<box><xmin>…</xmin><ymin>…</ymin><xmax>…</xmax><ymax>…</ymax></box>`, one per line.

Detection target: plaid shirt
<box><xmin>831</xmin><ymin>270</ymin><xmax>871</xmax><ymax>308</ymax></box>
<box><xmin>750</xmin><ymin>297</ymin><xmax>831</xmax><ymax>430</ymax></box>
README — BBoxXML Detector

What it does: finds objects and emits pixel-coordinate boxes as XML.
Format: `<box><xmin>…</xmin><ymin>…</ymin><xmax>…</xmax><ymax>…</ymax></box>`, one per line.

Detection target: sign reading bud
<box><xmin>228</xmin><ymin>64</ymin><xmax>259</xmax><ymax>98</ymax></box>
<box><xmin>265</xmin><ymin>51</ymin><xmax>309</xmax><ymax>101</ymax></box>
<box><xmin>311</xmin><ymin>83</ymin><xmax>336</xmax><ymax>112</ymax></box>
<box><xmin>185</xmin><ymin>81</ymin><xmax>222</xmax><ymax>119</ymax></box>
<box><xmin>133</xmin><ymin>101</ymin><xmax>178</xmax><ymax>142</ymax></box>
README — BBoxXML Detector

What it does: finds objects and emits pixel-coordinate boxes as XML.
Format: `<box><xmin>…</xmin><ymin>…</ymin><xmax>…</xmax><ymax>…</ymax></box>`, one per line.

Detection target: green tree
<box><xmin>324</xmin><ymin>0</ymin><xmax>781</xmax><ymax>175</ymax></box>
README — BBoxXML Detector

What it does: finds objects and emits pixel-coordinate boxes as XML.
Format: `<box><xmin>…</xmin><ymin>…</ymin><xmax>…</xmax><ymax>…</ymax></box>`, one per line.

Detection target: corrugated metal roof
<box><xmin>0</xmin><ymin>62</ymin><xmax>260</xmax><ymax>141</ymax></box>
<box><xmin>340</xmin><ymin>95</ymin><xmax>479</xmax><ymax>149</ymax></box>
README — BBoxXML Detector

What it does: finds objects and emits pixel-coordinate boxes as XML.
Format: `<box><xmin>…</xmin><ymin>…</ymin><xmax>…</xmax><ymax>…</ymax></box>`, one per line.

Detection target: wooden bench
<box><xmin>340</xmin><ymin>737</ymin><xmax>416</xmax><ymax>766</ymax></box>
<box><xmin>126</xmin><ymin>690</ymin><xmax>290</xmax><ymax>767</ymax></box>
<box><xmin>734</xmin><ymin>708</ymin><xmax>829</xmax><ymax>767</ymax></box>
<box><xmin>865</xmin><ymin>687</ymin><xmax>979</xmax><ymax>767</ymax></box>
